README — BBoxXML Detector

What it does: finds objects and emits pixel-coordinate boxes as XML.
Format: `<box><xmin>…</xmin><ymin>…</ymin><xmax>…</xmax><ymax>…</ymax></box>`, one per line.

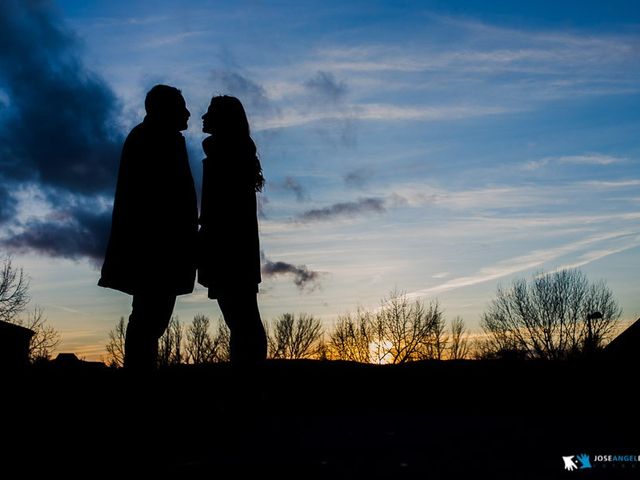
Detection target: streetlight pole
<box><xmin>586</xmin><ymin>311</ymin><xmax>603</xmax><ymax>355</ymax></box>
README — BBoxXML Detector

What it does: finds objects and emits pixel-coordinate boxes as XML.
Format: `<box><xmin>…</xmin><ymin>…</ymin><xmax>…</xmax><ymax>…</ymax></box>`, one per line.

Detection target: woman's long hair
<box><xmin>208</xmin><ymin>95</ymin><xmax>265</xmax><ymax>192</ymax></box>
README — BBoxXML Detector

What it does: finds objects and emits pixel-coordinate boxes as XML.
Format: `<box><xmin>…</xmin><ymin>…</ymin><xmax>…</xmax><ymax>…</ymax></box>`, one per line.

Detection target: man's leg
<box><xmin>124</xmin><ymin>293</ymin><xmax>176</xmax><ymax>370</ymax></box>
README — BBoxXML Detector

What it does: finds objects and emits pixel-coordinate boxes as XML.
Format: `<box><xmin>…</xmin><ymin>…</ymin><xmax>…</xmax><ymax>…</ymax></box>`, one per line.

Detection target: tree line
<box><xmin>0</xmin><ymin>255</ymin><xmax>623</xmax><ymax>365</ymax></box>
<box><xmin>105</xmin><ymin>296</ymin><xmax>469</xmax><ymax>367</ymax></box>
<box><xmin>104</xmin><ymin>269</ymin><xmax>622</xmax><ymax>366</ymax></box>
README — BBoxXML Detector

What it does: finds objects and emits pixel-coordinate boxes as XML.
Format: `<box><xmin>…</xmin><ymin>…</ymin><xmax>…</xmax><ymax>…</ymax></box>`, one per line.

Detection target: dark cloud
<box><xmin>344</xmin><ymin>168</ymin><xmax>373</xmax><ymax>188</ymax></box>
<box><xmin>4</xmin><ymin>207</ymin><xmax>111</xmax><ymax>265</ymax></box>
<box><xmin>0</xmin><ymin>1</ymin><xmax>122</xmax><ymax>261</ymax></box>
<box><xmin>262</xmin><ymin>259</ymin><xmax>321</xmax><ymax>291</ymax></box>
<box><xmin>298</xmin><ymin>197</ymin><xmax>386</xmax><ymax>222</ymax></box>
<box><xmin>211</xmin><ymin>70</ymin><xmax>273</xmax><ymax>116</ymax></box>
<box><xmin>282</xmin><ymin>176</ymin><xmax>307</xmax><ymax>202</ymax></box>
<box><xmin>0</xmin><ymin>0</ymin><xmax>121</xmax><ymax>195</ymax></box>
<box><xmin>0</xmin><ymin>180</ymin><xmax>17</xmax><ymax>224</ymax></box>
<box><xmin>304</xmin><ymin>71</ymin><xmax>347</xmax><ymax>101</ymax></box>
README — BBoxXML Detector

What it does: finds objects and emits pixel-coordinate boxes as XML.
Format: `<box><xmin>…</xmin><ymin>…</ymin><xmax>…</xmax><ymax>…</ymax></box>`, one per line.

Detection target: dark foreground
<box><xmin>5</xmin><ymin>359</ymin><xmax>638</xmax><ymax>478</ymax></box>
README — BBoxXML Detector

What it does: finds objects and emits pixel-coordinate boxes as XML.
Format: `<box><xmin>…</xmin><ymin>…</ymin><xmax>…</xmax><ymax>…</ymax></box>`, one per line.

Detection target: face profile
<box><xmin>201</xmin><ymin>105</ymin><xmax>214</xmax><ymax>134</ymax></box>
<box><xmin>144</xmin><ymin>84</ymin><xmax>190</xmax><ymax>131</ymax></box>
<box><xmin>176</xmin><ymin>96</ymin><xmax>190</xmax><ymax>131</ymax></box>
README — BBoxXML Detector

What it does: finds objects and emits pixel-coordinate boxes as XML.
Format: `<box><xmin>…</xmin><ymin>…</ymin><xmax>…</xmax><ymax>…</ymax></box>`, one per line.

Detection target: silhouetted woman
<box><xmin>199</xmin><ymin>95</ymin><xmax>267</xmax><ymax>365</ymax></box>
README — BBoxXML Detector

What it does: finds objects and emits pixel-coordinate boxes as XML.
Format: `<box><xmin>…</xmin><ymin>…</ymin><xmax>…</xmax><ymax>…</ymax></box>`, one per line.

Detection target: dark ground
<box><xmin>4</xmin><ymin>359</ymin><xmax>638</xmax><ymax>479</ymax></box>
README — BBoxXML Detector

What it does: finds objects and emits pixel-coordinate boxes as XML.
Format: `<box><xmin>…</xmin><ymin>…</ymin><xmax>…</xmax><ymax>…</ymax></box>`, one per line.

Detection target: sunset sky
<box><xmin>1</xmin><ymin>0</ymin><xmax>639</xmax><ymax>360</ymax></box>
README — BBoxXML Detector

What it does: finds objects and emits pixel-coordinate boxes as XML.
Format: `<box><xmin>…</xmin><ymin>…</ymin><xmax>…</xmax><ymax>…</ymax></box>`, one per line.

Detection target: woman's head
<box><xmin>202</xmin><ymin>95</ymin><xmax>250</xmax><ymax>136</ymax></box>
<box><xmin>202</xmin><ymin>95</ymin><xmax>265</xmax><ymax>191</ymax></box>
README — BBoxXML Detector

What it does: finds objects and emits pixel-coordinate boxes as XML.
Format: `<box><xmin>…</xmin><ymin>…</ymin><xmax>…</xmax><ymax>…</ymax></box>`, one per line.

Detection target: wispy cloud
<box><xmin>386</xmin><ymin>185</ymin><xmax>544</xmax><ymax>211</ymax></box>
<box><xmin>405</xmin><ymin>231</ymin><xmax>639</xmax><ymax>299</ymax></box>
<box><xmin>550</xmin><ymin>241</ymin><xmax>640</xmax><ymax>271</ymax></box>
<box><xmin>235</xmin><ymin>16</ymin><xmax>640</xmax><ymax>145</ymax></box>
<box><xmin>290</xmin><ymin>17</ymin><xmax>640</xmax><ymax>112</ymax></box>
<box><xmin>262</xmin><ymin>177</ymin><xmax>640</xmax><ymax>235</ymax></box>
<box><xmin>524</xmin><ymin>154</ymin><xmax>624</xmax><ymax>170</ymax></box>
<box><xmin>141</xmin><ymin>30</ymin><xmax>208</xmax><ymax>48</ymax></box>
<box><xmin>432</xmin><ymin>272</ymin><xmax>450</xmax><ymax>279</ymax></box>
<box><xmin>579</xmin><ymin>179</ymin><xmax>640</xmax><ymax>189</ymax></box>
<box><xmin>254</xmin><ymin>103</ymin><xmax>512</xmax><ymax>130</ymax></box>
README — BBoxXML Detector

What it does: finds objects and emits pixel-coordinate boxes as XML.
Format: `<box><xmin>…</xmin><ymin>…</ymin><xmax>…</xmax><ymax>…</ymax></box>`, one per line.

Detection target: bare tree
<box><xmin>449</xmin><ymin>316</ymin><xmax>470</xmax><ymax>360</ymax></box>
<box><xmin>481</xmin><ymin>269</ymin><xmax>622</xmax><ymax>359</ymax></box>
<box><xmin>581</xmin><ymin>280</ymin><xmax>623</xmax><ymax>352</ymax></box>
<box><xmin>268</xmin><ymin>313</ymin><xmax>324</xmax><ymax>359</ymax></box>
<box><xmin>171</xmin><ymin>317</ymin><xmax>184</xmax><ymax>364</ymax></box>
<box><xmin>186</xmin><ymin>314</ymin><xmax>214</xmax><ymax>364</ymax></box>
<box><xmin>158</xmin><ymin>317</ymin><xmax>183</xmax><ymax>367</ymax></box>
<box><xmin>23</xmin><ymin>307</ymin><xmax>60</xmax><ymax>361</ymax></box>
<box><xmin>106</xmin><ymin>317</ymin><xmax>126</xmax><ymax>367</ymax></box>
<box><xmin>1</xmin><ymin>256</ymin><xmax>60</xmax><ymax>361</ymax></box>
<box><xmin>376</xmin><ymin>291</ymin><xmax>445</xmax><ymax>363</ymax></box>
<box><xmin>328</xmin><ymin>309</ymin><xmax>374</xmax><ymax>363</ymax></box>
<box><xmin>0</xmin><ymin>255</ymin><xmax>29</xmax><ymax>324</ymax></box>
<box><xmin>425</xmin><ymin>309</ymin><xmax>448</xmax><ymax>360</ymax></box>
<box><xmin>210</xmin><ymin>319</ymin><xmax>231</xmax><ymax>362</ymax></box>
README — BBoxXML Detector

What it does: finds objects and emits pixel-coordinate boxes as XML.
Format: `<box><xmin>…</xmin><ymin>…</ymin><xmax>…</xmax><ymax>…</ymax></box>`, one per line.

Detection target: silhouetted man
<box><xmin>99</xmin><ymin>85</ymin><xmax>197</xmax><ymax>370</ymax></box>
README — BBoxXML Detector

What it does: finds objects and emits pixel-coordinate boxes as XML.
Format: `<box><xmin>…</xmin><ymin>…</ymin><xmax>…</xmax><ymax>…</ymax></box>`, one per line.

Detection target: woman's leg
<box><xmin>218</xmin><ymin>293</ymin><xmax>267</xmax><ymax>365</ymax></box>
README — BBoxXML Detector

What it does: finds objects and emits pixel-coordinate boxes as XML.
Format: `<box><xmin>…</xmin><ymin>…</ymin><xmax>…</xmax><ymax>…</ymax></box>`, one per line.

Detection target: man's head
<box><xmin>145</xmin><ymin>85</ymin><xmax>190</xmax><ymax>131</ymax></box>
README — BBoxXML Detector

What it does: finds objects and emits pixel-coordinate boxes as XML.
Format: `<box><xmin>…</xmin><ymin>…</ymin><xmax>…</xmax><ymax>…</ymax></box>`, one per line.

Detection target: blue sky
<box><xmin>2</xmin><ymin>0</ymin><xmax>639</xmax><ymax>359</ymax></box>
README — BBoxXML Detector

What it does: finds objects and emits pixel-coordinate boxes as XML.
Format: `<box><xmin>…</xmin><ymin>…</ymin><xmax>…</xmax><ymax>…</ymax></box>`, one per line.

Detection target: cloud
<box><xmin>141</xmin><ymin>30</ymin><xmax>207</xmax><ymax>48</ymax></box>
<box><xmin>0</xmin><ymin>180</ymin><xmax>17</xmax><ymax>223</ymax></box>
<box><xmin>579</xmin><ymin>179</ymin><xmax>640</xmax><ymax>189</ymax></box>
<box><xmin>304</xmin><ymin>71</ymin><xmax>347</xmax><ymax>101</ymax></box>
<box><xmin>302</xmin><ymin>20</ymin><xmax>640</xmax><ymax>109</ymax></box>
<box><xmin>282</xmin><ymin>176</ymin><xmax>307</xmax><ymax>202</ymax></box>
<box><xmin>254</xmin><ymin>103</ymin><xmax>512</xmax><ymax>130</ymax></box>
<box><xmin>549</xmin><ymin>242</ymin><xmax>640</xmax><ymax>272</ymax></box>
<box><xmin>344</xmin><ymin>168</ymin><xmax>373</xmax><ymax>188</ymax></box>
<box><xmin>0</xmin><ymin>1</ymin><xmax>122</xmax><ymax>263</ymax></box>
<box><xmin>312</xmin><ymin>25</ymin><xmax>638</xmax><ymax>77</ymax></box>
<box><xmin>0</xmin><ymin>1</ymin><xmax>121</xmax><ymax>195</ymax></box>
<box><xmin>431</xmin><ymin>272</ymin><xmax>450</xmax><ymax>279</ymax></box>
<box><xmin>298</xmin><ymin>197</ymin><xmax>386</xmax><ymax>222</ymax></box>
<box><xmin>405</xmin><ymin>231</ymin><xmax>638</xmax><ymax>299</ymax></box>
<box><xmin>524</xmin><ymin>154</ymin><xmax>623</xmax><ymax>170</ymax></box>
<box><xmin>211</xmin><ymin>70</ymin><xmax>273</xmax><ymax>116</ymax></box>
<box><xmin>4</xmin><ymin>206</ymin><xmax>111</xmax><ymax>264</ymax></box>
<box><xmin>257</xmin><ymin>194</ymin><xmax>270</xmax><ymax>219</ymax></box>
<box><xmin>262</xmin><ymin>259</ymin><xmax>321</xmax><ymax>291</ymax></box>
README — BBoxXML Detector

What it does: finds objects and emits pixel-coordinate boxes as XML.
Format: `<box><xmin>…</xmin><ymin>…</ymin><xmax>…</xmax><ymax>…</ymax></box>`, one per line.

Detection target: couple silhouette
<box><xmin>98</xmin><ymin>85</ymin><xmax>267</xmax><ymax>370</ymax></box>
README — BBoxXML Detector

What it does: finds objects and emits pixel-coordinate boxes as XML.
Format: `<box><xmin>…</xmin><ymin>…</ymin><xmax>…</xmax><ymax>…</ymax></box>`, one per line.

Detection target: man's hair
<box><xmin>145</xmin><ymin>84</ymin><xmax>182</xmax><ymax>116</ymax></box>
